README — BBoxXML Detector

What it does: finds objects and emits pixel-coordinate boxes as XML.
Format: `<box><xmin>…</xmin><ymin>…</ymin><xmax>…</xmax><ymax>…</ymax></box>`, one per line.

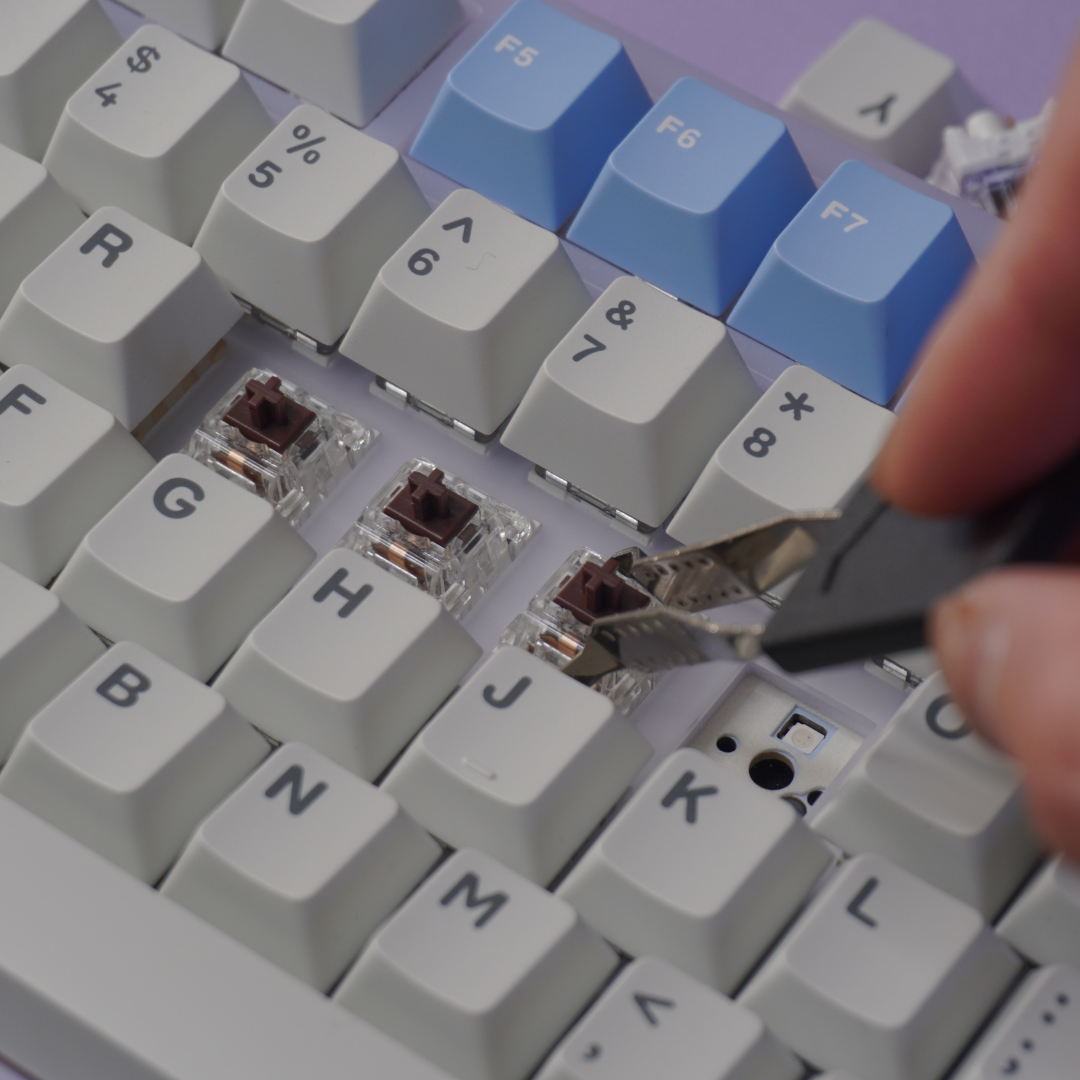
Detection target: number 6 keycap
<box><xmin>727</xmin><ymin>159</ymin><xmax>975</xmax><ymax>404</ymax></box>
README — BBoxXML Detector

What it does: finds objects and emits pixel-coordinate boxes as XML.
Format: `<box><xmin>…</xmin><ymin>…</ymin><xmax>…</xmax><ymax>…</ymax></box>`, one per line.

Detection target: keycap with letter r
<box><xmin>568</xmin><ymin>77</ymin><xmax>815</xmax><ymax>316</ymax></box>
<box><xmin>728</xmin><ymin>159</ymin><xmax>975</xmax><ymax>404</ymax></box>
<box><xmin>410</xmin><ymin>0</ymin><xmax>651</xmax><ymax>231</ymax></box>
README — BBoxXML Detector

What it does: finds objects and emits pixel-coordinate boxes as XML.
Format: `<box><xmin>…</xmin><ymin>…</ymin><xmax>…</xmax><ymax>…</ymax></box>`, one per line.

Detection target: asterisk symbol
<box><xmin>779</xmin><ymin>391</ymin><xmax>814</xmax><ymax>420</ymax></box>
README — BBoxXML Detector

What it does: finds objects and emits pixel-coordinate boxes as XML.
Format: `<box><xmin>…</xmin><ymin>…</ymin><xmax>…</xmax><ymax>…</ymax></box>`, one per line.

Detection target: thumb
<box><xmin>931</xmin><ymin>567</ymin><xmax>1080</xmax><ymax>862</ymax></box>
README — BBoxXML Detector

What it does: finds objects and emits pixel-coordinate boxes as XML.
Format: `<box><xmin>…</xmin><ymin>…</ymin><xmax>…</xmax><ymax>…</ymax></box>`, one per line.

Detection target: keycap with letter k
<box><xmin>728</xmin><ymin>159</ymin><xmax>974</xmax><ymax>404</ymax></box>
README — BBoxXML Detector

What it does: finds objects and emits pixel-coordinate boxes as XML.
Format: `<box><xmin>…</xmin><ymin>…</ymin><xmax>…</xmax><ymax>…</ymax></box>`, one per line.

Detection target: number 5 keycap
<box><xmin>727</xmin><ymin>159</ymin><xmax>975</xmax><ymax>404</ymax></box>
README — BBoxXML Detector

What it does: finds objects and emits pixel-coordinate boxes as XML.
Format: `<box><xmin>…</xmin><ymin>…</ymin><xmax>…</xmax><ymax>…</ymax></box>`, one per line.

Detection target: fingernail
<box><xmin>931</xmin><ymin>590</ymin><xmax>1012</xmax><ymax>744</ymax></box>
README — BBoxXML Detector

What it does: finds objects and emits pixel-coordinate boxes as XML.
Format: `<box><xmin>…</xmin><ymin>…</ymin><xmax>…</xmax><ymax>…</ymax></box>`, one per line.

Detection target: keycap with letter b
<box><xmin>728</xmin><ymin>159</ymin><xmax>975</xmax><ymax>404</ymax></box>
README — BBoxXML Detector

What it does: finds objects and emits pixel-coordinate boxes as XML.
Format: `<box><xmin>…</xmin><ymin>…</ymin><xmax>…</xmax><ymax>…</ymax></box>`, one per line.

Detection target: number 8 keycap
<box><xmin>728</xmin><ymin>159</ymin><xmax>975</xmax><ymax>404</ymax></box>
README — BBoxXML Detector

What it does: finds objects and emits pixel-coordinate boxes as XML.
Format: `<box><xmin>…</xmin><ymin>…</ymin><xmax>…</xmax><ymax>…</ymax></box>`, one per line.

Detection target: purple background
<box><xmin>572</xmin><ymin>0</ymin><xmax>1080</xmax><ymax>122</ymax></box>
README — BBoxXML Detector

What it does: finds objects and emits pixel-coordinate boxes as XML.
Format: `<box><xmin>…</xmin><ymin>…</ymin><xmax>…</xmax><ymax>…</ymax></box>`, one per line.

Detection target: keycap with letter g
<box><xmin>728</xmin><ymin>159</ymin><xmax>974</xmax><ymax>404</ymax></box>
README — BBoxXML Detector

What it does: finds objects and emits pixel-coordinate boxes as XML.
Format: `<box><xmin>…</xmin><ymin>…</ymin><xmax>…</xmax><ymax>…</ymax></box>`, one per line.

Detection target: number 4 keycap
<box><xmin>728</xmin><ymin>159</ymin><xmax>975</xmax><ymax>404</ymax></box>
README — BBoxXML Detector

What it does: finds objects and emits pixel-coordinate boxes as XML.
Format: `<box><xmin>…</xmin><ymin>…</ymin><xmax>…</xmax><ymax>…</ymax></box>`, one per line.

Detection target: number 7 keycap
<box><xmin>727</xmin><ymin>159</ymin><xmax>975</xmax><ymax>404</ymax></box>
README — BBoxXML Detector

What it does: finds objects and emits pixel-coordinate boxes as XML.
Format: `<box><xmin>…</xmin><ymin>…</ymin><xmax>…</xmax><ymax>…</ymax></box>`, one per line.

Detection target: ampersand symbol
<box><xmin>606</xmin><ymin>300</ymin><xmax>636</xmax><ymax>330</ymax></box>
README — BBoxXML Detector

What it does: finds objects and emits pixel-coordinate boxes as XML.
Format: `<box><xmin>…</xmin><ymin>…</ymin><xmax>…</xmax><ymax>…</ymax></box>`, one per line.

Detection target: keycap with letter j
<box><xmin>568</xmin><ymin>77</ymin><xmax>815</xmax><ymax>316</ymax></box>
<box><xmin>410</xmin><ymin>0</ymin><xmax>651</xmax><ymax>231</ymax></box>
<box><xmin>727</xmin><ymin>159</ymin><xmax>975</xmax><ymax>404</ymax></box>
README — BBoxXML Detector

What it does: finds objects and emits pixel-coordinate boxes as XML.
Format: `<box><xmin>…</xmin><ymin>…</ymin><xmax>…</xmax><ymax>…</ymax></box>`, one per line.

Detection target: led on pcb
<box><xmin>186</xmin><ymin>368</ymin><xmax>376</xmax><ymax>527</ymax></box>
<box><xmin>499</xmin><ymin>548</ymin><xmax>660</xmax><ymax>715</ymax></box>
<box><xmin>338</xmin><ymin>459</ymin><xmax>537</xmax><ymax>619</ymax></box>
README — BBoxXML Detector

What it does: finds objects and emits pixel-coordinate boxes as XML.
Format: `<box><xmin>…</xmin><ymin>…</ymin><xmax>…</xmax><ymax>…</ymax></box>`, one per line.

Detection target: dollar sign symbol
<box><xmin>127</xmin><ymin>45</ymin><xmax>160</xmax><ymax>74</ymax></box>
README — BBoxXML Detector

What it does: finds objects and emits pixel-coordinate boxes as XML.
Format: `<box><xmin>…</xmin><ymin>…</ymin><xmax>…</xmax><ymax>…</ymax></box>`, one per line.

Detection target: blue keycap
<box><xmin>567</xmin><ymin>78</ymin><xmax>815</xmax><ymax>316</ymax></box>
<box><xmin>727</xmin><ymin>159</ymin><xmax>975</xmax><ymax>404</ymax></box>
<box><xmin>410</xmin><ymin>0</ymin><xmax>651</xmax><ymax>231</ymax></box>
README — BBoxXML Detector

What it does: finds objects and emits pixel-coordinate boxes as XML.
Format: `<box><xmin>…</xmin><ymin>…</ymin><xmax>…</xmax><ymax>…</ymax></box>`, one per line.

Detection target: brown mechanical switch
<box><xmin>224</xmin><ymin>375</ymin><xmax>316</xmax><ymax>453</ymax></box>
<box><xmin>554</xmin><ymin>558</ymin><xmax>651</xmax><ymax>626</ymax></box>
<box><xmin>384</xmin><ymin>468</ymin><xmax>479</xmax><ymax>545</ymax></box>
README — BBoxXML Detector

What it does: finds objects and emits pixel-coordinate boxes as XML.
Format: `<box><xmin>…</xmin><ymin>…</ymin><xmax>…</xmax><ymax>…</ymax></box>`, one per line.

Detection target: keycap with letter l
<box><xmin>536</xmin><ymin>956</ymin><xmax>802</xmax><ymax>1080</ymax></box>
<box><xmin>195</xmin><ymin>104</ymin><xmax>429</xmax><ymax>350</ymax></box>
<box><xmin>52</xmin><ymin>454</ymin><xmax>315</xmax><ymax>682</ymax></box>
<box><xmin>727</xmin><ymin>159</ymin><xmax>975</xmax><ymax>404</ymax></box>
<box><xmin>0</xmin><ymin>641</ymin><xmax>269</xmax><ymax>884</ymax></box>
<box><xmin>738</xmin><ymin>853</ymin><xmax>1022</xmax><ymax>1080</ymax></box>
<box><xmin>0</xmin><ymin>0</ymin><xmax>121</xmax><ymax>161</ymax></box>
<box><xmin>44</xmin><ymin>25</ymin><xmax>272</xmax><ymax>243</ymax></box>
<box><xmin>410</xmin><ymin>0</ymin><xmax>651</xmax><ymax>231</ymax></box>
<box><xmin>213</xmin><ymin>548</ymin><xmax>481</xmax><ymax>779</ymax></box>
<box><xmin>667</xmin><ymin>364</ymin><xmax>894</xmax><ymax>544</ymax></box>
<box><xmin>501</xmin><ymin>275</ymin><xmax>759</xmax><ymax>531</ymax></box>
<box><xmin>0</xmin><ymin>207</ymin><xmax>242</xmax><ymax>434</ymax></box>
<box><xmin>223</xmin><ymin>0</ymin><xmax>465</xmax><ymax>128</ymax></box>
<box><xmin>568</xmin><ymin>77</ymin><xmax>815</xmax><ymax>317</ymax></box>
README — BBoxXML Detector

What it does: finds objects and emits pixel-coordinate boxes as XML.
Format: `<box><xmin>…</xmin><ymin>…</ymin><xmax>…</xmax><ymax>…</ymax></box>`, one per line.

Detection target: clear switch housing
<box><xmin>338</xmin><ymin>459</ymin><xmax>538</xmax><ymax>619</ymax></box>
<box><xmin>185</xmin><ymin>368</ymin><xmax>377</xmax><ymax>527</ymax></box>
<box><xmin>499</xmin><ymin>548</ymin><xmax>661</xmax><ymax>716</ymax></box>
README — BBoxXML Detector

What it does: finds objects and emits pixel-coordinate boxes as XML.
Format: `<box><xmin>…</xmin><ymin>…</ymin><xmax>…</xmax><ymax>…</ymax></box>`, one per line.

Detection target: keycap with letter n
<box><xmin>568</xmin><ymin>77</ymin><xmax>815</xmax><ymax>316</ymax></box>
<box><xmin>728</xmin><ymin>159</ymin><xmax>975</xmax><ymax>404</ymax></box>
<box><xmin>410</xmin><ymin>0</ymin><xmax>650</xmax><ymax>231</ymax></box>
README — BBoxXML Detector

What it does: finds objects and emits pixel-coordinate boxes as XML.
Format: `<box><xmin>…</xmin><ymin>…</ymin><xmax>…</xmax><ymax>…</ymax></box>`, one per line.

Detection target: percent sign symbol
<box><xmin>287</xmin><ymin>125</ymin><xmax>326</xmax><ymax>164</ymax></box>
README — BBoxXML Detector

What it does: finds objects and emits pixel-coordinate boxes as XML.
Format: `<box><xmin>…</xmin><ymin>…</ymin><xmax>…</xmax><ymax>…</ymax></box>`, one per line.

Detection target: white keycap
<box><xmin>0</xmin><ymin>207</ymin><xmax>242</xmax><ymax>432</ymax></box>
<box><xmin>0</xmin><ymin>144</ymin><xmax>84</xmax><ymax>316</ymax></box>
<box><xmin>0</xmin><ymin>796</ymin><xmax>456</xmax><ymax>1080</ymax></box>
<box><xmin>780</xmin><ymin>18</ymin><xmax>967</xmax><ymax>176</ymax></box>
<box><xmin>557</xmin><ymin>748</ymin><xmax>831</xmax><ymax>994</ymax></box>
<box><xmin>738</xmin><ymin>853</ymin><xmax>1022</xmax><ymax>1080</ymax></box>
<box><xmin>502</xmin><ymin>276</ymin><xmax>759</xmax><ymax>529</ymax></box>
<box><xmin>0</xmin><ymin>561</ymin><xmax>104</xmax><ymax>763</ymax></box>
<box><xmin>667</xmin><ymin>365</ymin><xmax>895</xmax><ymax>544</ymax></box>
<box><xmin>195</xmin><ymin>104</ymin><xmax>429</xmax><ymax>348</ymax></box>
<box><xmin>811</xmin><ymin>673</ymin><xmax>1042</xmax><ymax>918</ymax></box>
<box><xmin>52</xmin><ymin>455</ymin><xmax>315</xmax><ymax>681</ymax></box>
<box><xmin>335</xmin><ymin>848</ymin><xmax>618</xmax><ymax>1080</ymax></box>
<box><xmin>44</xmin><ymin>25</ymin><xmax>273</xmax><ymax>243</ymax></box>
<box><xmin>341</xmin><ymin>187</ymin><xmax>591</xmax><ymax>437</ymax></box>
<box><xmin>162</xmin><ymin>742</ymin><xmax>441</xmax><ymax>990</ymax></box>
<box><xmin>0</xmin><ymin>0</ymin><xmax>120</xmax><ymax>161</ymax></box>
<box><xmin>0</xmin><ymin>641</ymin><xmax>268</xmax><ymax>883</ymax></box>
<box><xmin>223</xmin><ymin>0</ymin><xmax>466</xmax><ymax>128</ymax></box>
<box><xmin>0</xmin><ymin>366</ymin><xmax>154</xmax><ymax>584</ymax></box>
<box><xmin>537</xmin><ymin>956</ymin><xmax>802</xmax><ymax>1080</ymax></box>
<box><xmin>952</xmin><ymin>964</ymin><xmax>1080</xmax><ymax>1080</ymax></box>
<box><xmin>997</xmin><ymin>855</ymin><xmax>1080</xmax><ymax>967</ymax></box>
<box><xmin>119</xmin><ymin>0</ymin><xmax>246</xmax><ymax>50</ymax></box>
<box><xmin>214</xmin><ymin>548</ymin><xmax>481</xmax><ymax>778</ymax></box>
<box><xmin>383</xmin><ymin>645</ymin><xmax>651</xmax><ymax>884</ymax></box>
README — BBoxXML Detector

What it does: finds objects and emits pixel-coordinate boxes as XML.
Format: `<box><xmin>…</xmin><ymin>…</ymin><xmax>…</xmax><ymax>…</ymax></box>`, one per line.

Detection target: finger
<box><xmin>874</xmin><ymin>35</ymin><xmax>1080</xmax><ymax>516</ymax></box>
<box><xmin>931</xmin><ymin>566</ymin><xmax>1080</xmax><ymax>862</ymax></box>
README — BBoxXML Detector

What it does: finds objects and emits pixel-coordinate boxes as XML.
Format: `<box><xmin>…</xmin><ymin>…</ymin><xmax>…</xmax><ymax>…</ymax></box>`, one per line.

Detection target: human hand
<box><xmin>872</xmin><ymin>37</ymin><xmax>1080</xmax><ymax>861</ymax></box>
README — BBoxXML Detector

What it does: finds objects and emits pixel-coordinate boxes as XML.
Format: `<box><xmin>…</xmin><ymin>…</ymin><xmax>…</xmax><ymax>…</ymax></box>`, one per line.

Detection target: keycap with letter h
<box><xmin>728</xmin><ymin>158</ymin><xmax>975</xmax><ymax>404</ymax></box>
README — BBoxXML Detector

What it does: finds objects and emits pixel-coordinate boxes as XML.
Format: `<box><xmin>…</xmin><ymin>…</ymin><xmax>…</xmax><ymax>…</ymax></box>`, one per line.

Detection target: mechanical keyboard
<box><xmin>1</xmin><ymin>2</ymin><xmax>1078</xmax><ymax>1079</ymax></box>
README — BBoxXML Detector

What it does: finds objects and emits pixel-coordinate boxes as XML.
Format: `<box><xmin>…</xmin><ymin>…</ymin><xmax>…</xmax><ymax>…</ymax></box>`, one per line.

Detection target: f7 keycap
<box><xmin>728</xmin><ymin>159</ymin><xmax>975</xmax><ymax>404</ymax></box>
<box><xmin>44</xmin><ymin>25</ymin><xmax>272</xmax><ymax>243</ymax></box>
<box><xmin>411</xmin><ymin>0</ymin><xmax>651</xmax><ymax>230</ymax></box>
<box><xmin>568</xmin><ymin>77</ymin><xmax>815</xmax><ymax>316</ymax></box>
<box><xmin>0</xmin><ymin>207</ymin><xmax>242</xmax><ymax>433</ymax></box>
<box><xmin>196</xmin><ymin>104</ymin><xmax>429</xmax><ymax>350</ymax></box>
